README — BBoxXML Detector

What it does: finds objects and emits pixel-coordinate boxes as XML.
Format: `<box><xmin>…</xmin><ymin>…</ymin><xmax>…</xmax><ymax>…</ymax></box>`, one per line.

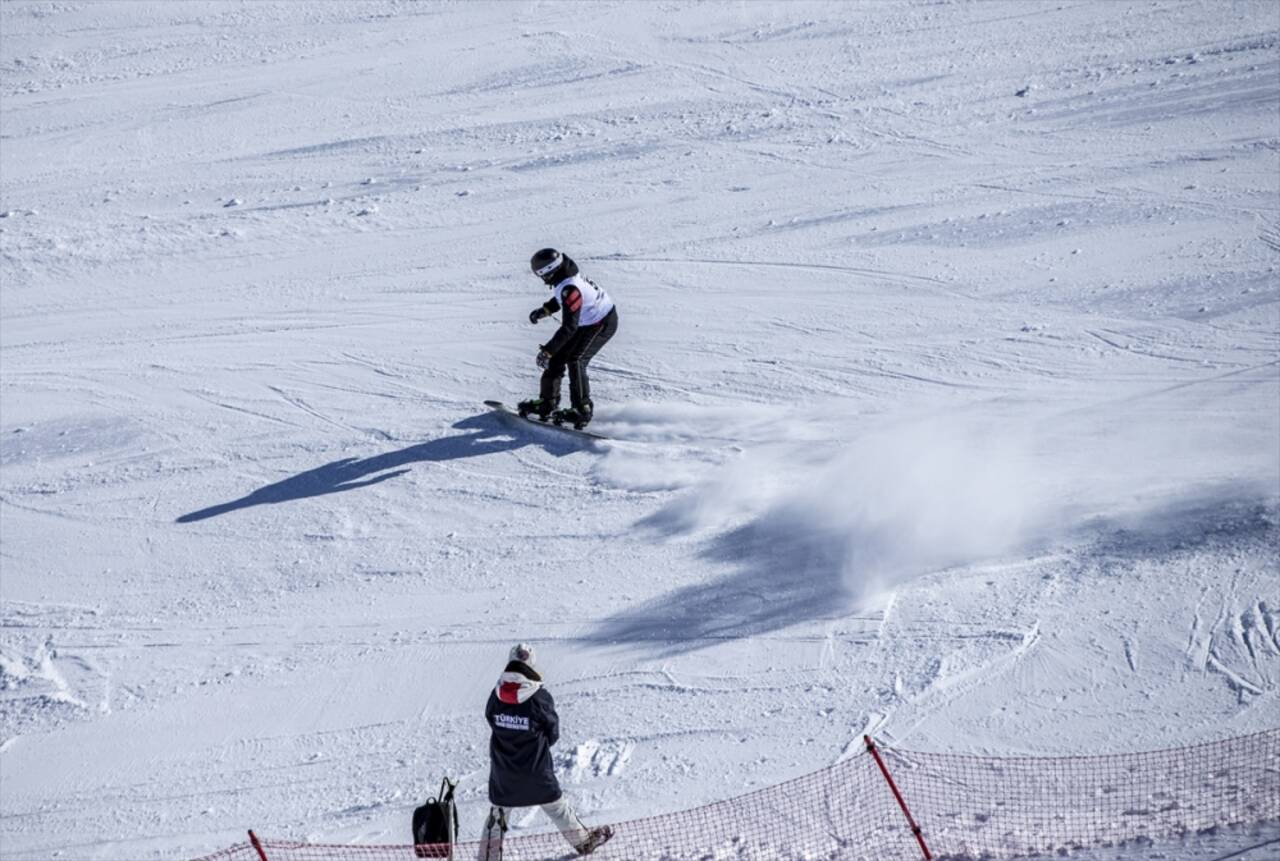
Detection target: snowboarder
<box><xmin>480</xmin><ymin>644</ymin><xmax>613</xmax><ymax>859</ymax></box>
<box><xmin>519</xmin><ymin>248</ymin><xmax>618</xmax><ymax>429</ymax></box>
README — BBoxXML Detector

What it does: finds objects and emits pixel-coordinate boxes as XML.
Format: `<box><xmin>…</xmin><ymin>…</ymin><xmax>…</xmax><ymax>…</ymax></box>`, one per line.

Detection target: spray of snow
<box><xmin>633</xmin><ymin>398</ymin><xmax>1279</xmax><ymax>604</ymax></box>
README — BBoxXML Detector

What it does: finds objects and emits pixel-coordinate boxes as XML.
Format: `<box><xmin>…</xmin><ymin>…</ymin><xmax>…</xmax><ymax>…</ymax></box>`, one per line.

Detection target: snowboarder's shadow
<box><xmin>176</xmin><ymin>413</ymin><xmax>576</xmax><ymax>523</ymax></box>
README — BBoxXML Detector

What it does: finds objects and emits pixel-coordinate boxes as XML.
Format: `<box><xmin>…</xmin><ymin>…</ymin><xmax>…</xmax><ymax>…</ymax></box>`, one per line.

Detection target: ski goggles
<box><xmin>534</xmin><ymin>253</ymin><xmax>563</xmax><ymax>278</ymax></box>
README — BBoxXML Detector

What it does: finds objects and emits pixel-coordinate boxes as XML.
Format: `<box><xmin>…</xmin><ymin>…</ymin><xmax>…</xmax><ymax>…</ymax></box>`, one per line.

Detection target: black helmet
<box><xmin>530</xmin><ymin>247</ymin><xmax>563</xmax><ymax>281</ymax></box>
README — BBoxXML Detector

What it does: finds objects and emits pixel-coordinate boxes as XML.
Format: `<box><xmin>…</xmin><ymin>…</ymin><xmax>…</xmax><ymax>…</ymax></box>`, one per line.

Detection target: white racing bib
<box><xmin>555</xmin><ymin>275</ymin><xmax>614</xmax><ymax>326</ymax></box>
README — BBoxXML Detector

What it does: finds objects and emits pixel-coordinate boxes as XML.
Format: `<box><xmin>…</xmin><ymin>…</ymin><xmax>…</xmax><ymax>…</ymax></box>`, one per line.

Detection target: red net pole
<box><xmin>865</xmin><ymin>735</ymin><xmax>932</xmax><ymax>860</ymax></box>
<box><xmin>248</xmin><ymin>830</ymin><xmax>269</xmax><ymax>861</ymax></box>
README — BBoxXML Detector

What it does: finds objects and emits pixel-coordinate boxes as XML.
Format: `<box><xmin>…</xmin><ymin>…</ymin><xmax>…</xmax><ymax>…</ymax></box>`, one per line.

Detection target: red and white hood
<box><xmin>496</xmin><ymin>671</ymin><xmax>542</xmax><ymax>704</ymax></box>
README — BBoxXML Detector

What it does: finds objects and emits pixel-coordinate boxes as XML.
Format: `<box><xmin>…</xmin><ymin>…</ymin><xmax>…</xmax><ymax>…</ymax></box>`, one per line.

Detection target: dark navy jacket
<box><xmin>486</xmin><ymin>681</ymin><xmax>561</xmax><ymax>806</ymax></box>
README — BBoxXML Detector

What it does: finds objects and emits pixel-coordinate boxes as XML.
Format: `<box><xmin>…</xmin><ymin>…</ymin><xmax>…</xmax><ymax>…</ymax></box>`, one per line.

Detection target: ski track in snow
<box><xmin>1</xmin><ymin>1</ymin><xmax>1278</xmax><ymax>859</ymax></box>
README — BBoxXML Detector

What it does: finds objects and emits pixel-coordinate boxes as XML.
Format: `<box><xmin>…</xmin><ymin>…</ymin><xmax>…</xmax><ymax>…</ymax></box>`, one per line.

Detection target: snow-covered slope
<box><xmin>1</xmin><ymin>2</ymin><xmax>1277</xmax><ymax>858</ymax></box>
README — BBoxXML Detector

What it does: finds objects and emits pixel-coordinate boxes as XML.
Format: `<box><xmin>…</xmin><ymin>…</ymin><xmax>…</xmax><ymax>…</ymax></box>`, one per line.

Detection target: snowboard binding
<box><xmin>517</xmin><ymin>397</ymin><xmax>557</xmax><ymax>421</ymax></box>
<box><xmin>551</xmin><ymin>401</ymin><xmax>593</xmax><ymax>430</ymax></box>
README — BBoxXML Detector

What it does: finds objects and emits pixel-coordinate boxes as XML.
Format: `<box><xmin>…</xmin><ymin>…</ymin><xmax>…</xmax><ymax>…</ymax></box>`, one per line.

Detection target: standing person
<box><xmin>520</xmin><ymin>248</ymin><xmax>618</xmax><ymax>429</ymax></box>
<box><xmin>480</xmin><ymin>644</ymin><xmax>612</xmax><ymax>858</ymax></box>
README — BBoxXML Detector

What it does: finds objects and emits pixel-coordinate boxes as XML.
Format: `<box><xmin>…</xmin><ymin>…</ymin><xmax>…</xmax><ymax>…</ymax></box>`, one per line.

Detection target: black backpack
<box><xmin>412</xmin><ymin>777</ymin><xmax>458</xmax><ymax>859</ymax></box>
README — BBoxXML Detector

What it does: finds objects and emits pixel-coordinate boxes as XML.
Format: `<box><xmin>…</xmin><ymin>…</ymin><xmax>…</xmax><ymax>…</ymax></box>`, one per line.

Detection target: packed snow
<box><xmin>1</xmin><ymin>1</ymin><xmax>1277</xmax><ymax>859</ymax></box>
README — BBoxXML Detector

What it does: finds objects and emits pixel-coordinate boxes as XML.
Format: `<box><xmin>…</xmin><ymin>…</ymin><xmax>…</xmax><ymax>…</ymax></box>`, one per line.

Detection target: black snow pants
<box><xmin>539</xmin><ymin>307</ymin><xmax>618</xmax><ymax>409</ymax></box>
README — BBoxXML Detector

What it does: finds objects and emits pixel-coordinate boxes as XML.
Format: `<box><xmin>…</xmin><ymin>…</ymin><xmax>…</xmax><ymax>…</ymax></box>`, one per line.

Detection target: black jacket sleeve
<box><xmin>541</xmin><ymin>287</ymin><xmax>581</xmax><ymax>355</ymax></box>
<box><xmin>538</xmin><ymin>690</ymin><xmax>560</xmax><ymax>747</ymax></box>
<box><xmin>530</xmin><ymin>297</ymin><xmax>560</xmax><ymax>324</ymax></box>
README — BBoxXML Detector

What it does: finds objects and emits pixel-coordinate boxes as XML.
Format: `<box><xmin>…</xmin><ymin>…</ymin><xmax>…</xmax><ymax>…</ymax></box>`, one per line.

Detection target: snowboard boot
<box><xmin>574</xmin><ymin>825</ymin><xmax>613</xmax><ymax>856</ymax></box>
<box><xmin>551</xmin><ymin>400</ymin><xmax>593</xmax><ymax>430</ymax></box>
<box><xmin>517</xmin><ymin>397</ymin><xmax>557</xmax><ymax>421</ymax></box>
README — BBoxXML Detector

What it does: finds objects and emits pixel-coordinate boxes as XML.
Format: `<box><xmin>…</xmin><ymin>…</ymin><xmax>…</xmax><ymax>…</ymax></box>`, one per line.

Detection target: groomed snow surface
<box><xmin>1</xmin><ymin>2</ymin><xmax>1278</xmax><ymax>859</ymax></box>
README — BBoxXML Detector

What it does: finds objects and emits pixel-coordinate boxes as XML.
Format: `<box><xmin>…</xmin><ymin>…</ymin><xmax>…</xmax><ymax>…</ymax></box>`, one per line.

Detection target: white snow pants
<box><xmin>478</xmin><ymin>798</ymin><xmax>588</xmax><ymax>859</ymax></box>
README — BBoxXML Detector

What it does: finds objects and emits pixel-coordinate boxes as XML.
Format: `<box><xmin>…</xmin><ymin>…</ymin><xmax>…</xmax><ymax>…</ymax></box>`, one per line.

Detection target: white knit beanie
<box><xmin>509</xmin><ymin>642</ymin><xmax>537</xmax><ymax>670</ymax></box>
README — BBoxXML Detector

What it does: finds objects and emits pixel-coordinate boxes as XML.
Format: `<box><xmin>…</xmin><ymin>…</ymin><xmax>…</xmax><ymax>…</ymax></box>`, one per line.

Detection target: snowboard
<box><xmin>484</xmin><ymin>400</ymin><xmax>607</xmax><ymax>441</ymax></box>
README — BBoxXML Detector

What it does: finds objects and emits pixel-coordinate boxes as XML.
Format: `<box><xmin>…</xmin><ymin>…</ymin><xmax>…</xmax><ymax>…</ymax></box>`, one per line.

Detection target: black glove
<box><xmin>536</xmin><ymin>349</ymin><xmax>552</xmax><ymax>370</ymax></box>
<box><xmin>529</xmin><ymin>308</ymin><xmax>545</xmax><ymax>324</ymax></box>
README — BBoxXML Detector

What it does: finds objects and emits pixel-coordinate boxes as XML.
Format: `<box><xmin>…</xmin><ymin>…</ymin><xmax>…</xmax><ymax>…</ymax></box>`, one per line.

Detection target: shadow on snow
<box><xmin>592</xmin><ymin>481</ymin><xmax>1277</xmax><ymax>657</ymax></box>
<box><xmin>176</xmin><ymin>412</ymin><xmax>581</xmax><ymax>523</ymax></box>
<box><xmin>591</xmin><ymin>502</ymin><xmax>861</xmax><ymax>657</ymax></box>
